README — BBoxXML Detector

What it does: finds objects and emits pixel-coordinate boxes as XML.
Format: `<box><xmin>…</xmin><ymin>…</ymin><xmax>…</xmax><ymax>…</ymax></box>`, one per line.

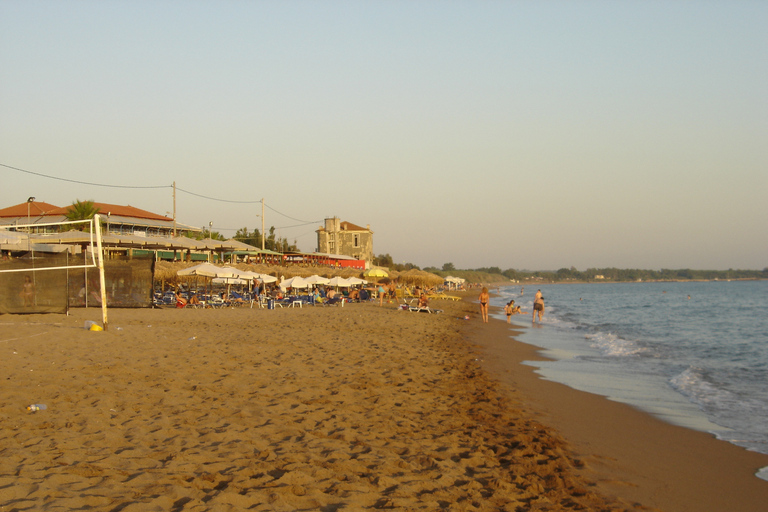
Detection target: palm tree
<box><xmin>64</xmin><ymin>199</ymin><xmax>100</xmax><ymax>230</ymax></box>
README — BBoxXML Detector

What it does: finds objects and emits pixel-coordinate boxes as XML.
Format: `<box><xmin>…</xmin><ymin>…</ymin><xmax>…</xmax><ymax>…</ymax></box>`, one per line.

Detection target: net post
<box><xmin>93</xmin><ymin>214</ymin><xmax>109</xmax><ymax>331</ymax></box>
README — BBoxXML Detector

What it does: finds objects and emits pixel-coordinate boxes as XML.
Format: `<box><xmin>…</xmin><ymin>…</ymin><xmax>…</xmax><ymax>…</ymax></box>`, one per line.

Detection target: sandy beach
<box><xmin>2</xmin><ymin>296</ymin><xmax>767</xmax><ymax>511</ymax></box>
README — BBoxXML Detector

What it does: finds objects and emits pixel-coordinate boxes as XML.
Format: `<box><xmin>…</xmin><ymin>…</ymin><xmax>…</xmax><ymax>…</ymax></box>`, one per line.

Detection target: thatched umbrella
<box><xmin>397</xmin><ymin>269</ymin><xmax>444</xmax><ymax>287</ymax></box>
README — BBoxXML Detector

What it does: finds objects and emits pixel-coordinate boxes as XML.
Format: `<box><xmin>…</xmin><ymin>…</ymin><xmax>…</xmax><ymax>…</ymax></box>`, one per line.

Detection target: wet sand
<box><xmin>471</xmin><ymin>304</ymin><xmax>768</xmax><ymax>512</ymax></box>
<box><xmin>1</xmin><ymin>296</ymin><xmax>767</xmax><ymax>511</ymax></box>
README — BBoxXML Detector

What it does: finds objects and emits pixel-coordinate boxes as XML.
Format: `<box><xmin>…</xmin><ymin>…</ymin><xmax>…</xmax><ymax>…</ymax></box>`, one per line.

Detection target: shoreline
<box><xmin>468</xmin><ymin>301</ymin><xmax>768</xmax><ymax>512</ymax></box>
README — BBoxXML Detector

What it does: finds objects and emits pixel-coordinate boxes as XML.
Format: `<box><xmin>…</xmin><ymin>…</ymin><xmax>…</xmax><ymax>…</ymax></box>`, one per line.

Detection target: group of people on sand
<box><xmin>478</xmin><ymin>287</ymin><xmax>545</xmax><ymax>323</ymax></box>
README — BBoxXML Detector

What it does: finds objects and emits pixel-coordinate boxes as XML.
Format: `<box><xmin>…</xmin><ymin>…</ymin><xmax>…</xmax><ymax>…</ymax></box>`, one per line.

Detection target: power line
<box><xmin>274</xmin><ymin>221</ymin><xmax>323</xmax><ymax>230</ymax></box>
<box><xmin>265</xmin><ymin>203</ymin><xmax>316</xmax><ymax>224</ymax></box>
<box><xmin>1</xmin><ymin>162</ymin><xmax>169</xmax><ymax>189</ymax></box>
<box><xmin>174</xmin><ymin>187</ymin><xmax>262</xmax><ymax>204</ymax></box>
<box><xmin>210</xmin><ymin>220</ymin><xmax>320</xmax><ymax>233</ymax></box>
<box><xmin>2</xmin><ymin>162</ymin><xmax>322</xmax><ymax>225</ymax></box>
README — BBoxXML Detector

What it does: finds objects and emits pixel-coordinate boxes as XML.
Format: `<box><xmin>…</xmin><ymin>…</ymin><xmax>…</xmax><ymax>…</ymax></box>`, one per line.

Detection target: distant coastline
<box><xmin>426</xmin><ymin>267</ymin><xmax>767</xmax><ymax>286</ymax></box>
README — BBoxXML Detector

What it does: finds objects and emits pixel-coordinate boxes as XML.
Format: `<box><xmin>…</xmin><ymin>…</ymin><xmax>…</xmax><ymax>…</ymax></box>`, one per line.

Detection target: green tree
<box><xmin>64</xmin><ymin>199</ymin><xmax>100</xmax><ymax>230</ymax></box>
<box><xmin>265</xmin><ymin>227</ymin><xmax>277</xmax><ymax>251</ymax></box>
<box><xmin>442</xmin><ymin>262</ymin><xmax>455</xmax><ymax>271</ymax></box>
<box><xmin>65</xmin><ymin>199</ymin><xmax>100</xmax><ymax>221</ymax></box>
<box><xmin>235</xmin><ymin>227</ymin><xmax>262</xmax><ymax>248</ymax></box>
<box><xmin>374</xmin><ymin>253</ymin><xmax>394</xmax><ymax>267</ymax></box>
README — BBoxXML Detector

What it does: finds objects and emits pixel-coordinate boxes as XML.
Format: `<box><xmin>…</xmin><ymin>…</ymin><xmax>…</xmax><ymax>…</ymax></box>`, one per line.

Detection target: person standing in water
<box><xmin>504</xmin><ymin>300</ymin><xmax>514</xmax><ymax>323</ymax></box>
<box><xmin>479</xmin><ymin>287</ymin><xmax>490</xmax><ymax>323</ymax></box>
<box><xmin>532</xmin><ymin>293</ymin><xmax>545</xmax><ymax>323</ymax></box>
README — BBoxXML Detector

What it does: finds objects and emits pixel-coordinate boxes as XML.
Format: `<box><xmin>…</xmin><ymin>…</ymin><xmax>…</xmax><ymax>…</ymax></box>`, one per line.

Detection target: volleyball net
<box><xmin>0</xmin><ymin>215</ymin><xmax>155</xmax><ymax>327</ymax></box>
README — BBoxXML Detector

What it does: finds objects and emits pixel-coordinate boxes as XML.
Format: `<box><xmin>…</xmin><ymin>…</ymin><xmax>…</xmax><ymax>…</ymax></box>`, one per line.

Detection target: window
<box><xmin>354</xmin><ymin>234</ymin><xmax>359</xmax><ymax>247</ymax></box>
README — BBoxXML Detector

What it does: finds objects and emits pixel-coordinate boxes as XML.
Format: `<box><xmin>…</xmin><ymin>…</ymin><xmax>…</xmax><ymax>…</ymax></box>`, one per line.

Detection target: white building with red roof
<box><xmin>0</xmin><ymin>200</ymin><xmax>200</xmax><ymax>237</ymax></box>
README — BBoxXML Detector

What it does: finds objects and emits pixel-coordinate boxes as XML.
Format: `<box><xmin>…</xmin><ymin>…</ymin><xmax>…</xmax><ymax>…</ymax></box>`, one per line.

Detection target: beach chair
<box><xmin>408</xmin><ymin>305</ymin><xmax>442</xmax><ymax>314</ymax></box>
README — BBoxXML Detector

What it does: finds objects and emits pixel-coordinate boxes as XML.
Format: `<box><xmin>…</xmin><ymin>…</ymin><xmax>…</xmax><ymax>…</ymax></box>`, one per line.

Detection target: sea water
<box><xmin>493</xmin><ymin>280</ymin><xmax>768</xmax><ymax>479</ymax></box>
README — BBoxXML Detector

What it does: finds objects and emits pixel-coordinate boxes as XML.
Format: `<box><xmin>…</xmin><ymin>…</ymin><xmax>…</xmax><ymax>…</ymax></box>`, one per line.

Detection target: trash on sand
<box><xmin>84</xmin><ymin>321</ymin><xmax>103</xmax><ymax>331</ymax></box>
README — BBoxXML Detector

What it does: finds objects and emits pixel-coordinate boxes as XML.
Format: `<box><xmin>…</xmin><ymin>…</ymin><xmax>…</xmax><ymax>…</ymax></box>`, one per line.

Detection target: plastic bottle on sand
<box><xmin>27</xmin><ymin>404</ymin><xmax>47</xmax><ymax>412</ymax></box>
<box><xmin>84</xmin><ymin>321</ymin><xmax>103</xmax><ymax>331</ymax></box>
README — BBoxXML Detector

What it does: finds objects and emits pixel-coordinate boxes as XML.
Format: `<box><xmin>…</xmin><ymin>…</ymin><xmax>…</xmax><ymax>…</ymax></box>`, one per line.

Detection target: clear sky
<box><xmin>2</xmin><ymin>1</ymin><xmax>766</xmax><ymax>271</ymax></box>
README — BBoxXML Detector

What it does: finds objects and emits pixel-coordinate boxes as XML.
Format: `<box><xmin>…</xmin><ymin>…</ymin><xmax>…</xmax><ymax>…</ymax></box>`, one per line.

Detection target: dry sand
<box><xmin>1</xmin><ymin>296</ymin><xmax>767</xmax><ymax>511</ymax></box>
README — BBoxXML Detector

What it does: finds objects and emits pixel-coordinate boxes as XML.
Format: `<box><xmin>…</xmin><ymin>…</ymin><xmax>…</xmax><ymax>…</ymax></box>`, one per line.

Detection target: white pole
<box><xmin>94</xmin><ymin>214</ymin><xmax>109</xmax><ymax>331</ymax></box>
<box><xmin>173</xmin><ymin>181</ymin><xmax>177</xmax><ymax>236</ymax></box>
<box><xmin>261</xmin><ymin>198</ymin><xmax>265</xmax><ymax>251</ymax></box>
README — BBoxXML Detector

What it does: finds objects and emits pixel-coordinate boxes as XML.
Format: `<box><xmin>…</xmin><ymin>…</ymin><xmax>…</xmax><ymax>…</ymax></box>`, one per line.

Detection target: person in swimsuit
<box><xmin>533</xmin><ymin>294</ymin><xmax>545</xmax><ymax>323</ymax></box>
<box><xmin>479</xmin><ymin>287</ymin><xmax>490</xmax><ymax>323</ymax></box>
<box><xmin>20</xmin><ymin>276</ymin><xmax>35</xmax><ymax>307</ymax></box>
<box><xmin>504</xmin><ymin>300</ymin><xmax>513</xmax><ymax>323</ymax></box>
<box><xmin>377</xmin><ymin>283</ymin><xmax>387</xmax><ymax>306</ymax></box>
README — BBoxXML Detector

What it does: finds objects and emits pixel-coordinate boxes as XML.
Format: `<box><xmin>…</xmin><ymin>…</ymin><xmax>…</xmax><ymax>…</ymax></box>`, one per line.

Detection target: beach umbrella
<box><xmin>305</xmin><ymin>275</ymin><xmax>331</xmax><ymax>285</ymax></box>
<box><xmin>363</xmin><ymin>268</ymin><xmax>388</xmax><ymax>278</ymax></box>
<box><xmin>237</xmin><ymin>270</ymin><xmax>261</xmax><ymax>280</ymax></box>
<box><xmin>177</xmin><ymin>263</ymin><xmax>240</xmax><ymax>300</ymax></box>
<box><xmin>346</xmin><ymin>277</ymin><xmax>368</xmax><ymax>285</ymax></box>
<box><xmin>257</xmin><ymin>273</ymin><xmax>278</xmax><ymax>283</ymax></box>
<box><xmin>327</xmin><ymin>276</ymin><xmax>352</xmax><ymax>287</ymax></box>
<box><xmin>177</xmin><ymin>263</ymin><xmax>239</xmax><ymax>278</ymax></box>
<box><xmin>220</xmin><ymin>266</ymin><xmax>251</xmax><ymax>279</ymax></box>
<box><xmin>280</xmin><ymin>276</ymin><xmax>310</xmax><ymax>291</ymax></box>
<box><xmin>213</xmin><ymin>277</ymin><xmax>248</xmax><ymax>285</ymax></box>
<box><xmin>224</xmin><ymin>238</ymin><xmax>259</xmax><ymax>251</ymax></box>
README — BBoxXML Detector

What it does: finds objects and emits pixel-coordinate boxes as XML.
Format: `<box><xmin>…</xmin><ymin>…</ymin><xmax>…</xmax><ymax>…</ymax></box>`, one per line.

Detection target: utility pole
<box><xmin>173</xmin><ymin>181</ymin><xmax>177</xmax><ymax>236</ymax></box>
<box><xmin>261</xmin><ymin>198</ymin><xmax>265</xmax><ymax>251</ymax></box>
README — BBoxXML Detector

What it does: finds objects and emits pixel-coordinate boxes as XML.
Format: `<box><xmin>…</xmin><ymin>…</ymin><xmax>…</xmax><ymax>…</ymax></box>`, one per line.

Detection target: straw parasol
<box><xmin>397</xmin><ymin>268</ymin><xmax>444</xmax><ymax>287</ymax></box>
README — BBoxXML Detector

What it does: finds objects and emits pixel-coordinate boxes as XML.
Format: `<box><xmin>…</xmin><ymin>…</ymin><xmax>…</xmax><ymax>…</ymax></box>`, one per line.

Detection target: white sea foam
<box><xmin>671</xmin><ymin>367</ymin><xmax>735</xmax><ymax>409</ymax></box>
<box><xmin>584</xmin><ymin>332</ymin><xmax>645</xmax><ymax>357</ymax></box>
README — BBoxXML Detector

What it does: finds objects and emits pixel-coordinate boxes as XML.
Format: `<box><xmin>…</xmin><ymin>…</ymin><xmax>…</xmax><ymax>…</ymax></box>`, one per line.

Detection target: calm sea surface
<box><xmin>492</xmin><ymin>280</ymin><xmax>768</xmax><ymax>479</ymax></box>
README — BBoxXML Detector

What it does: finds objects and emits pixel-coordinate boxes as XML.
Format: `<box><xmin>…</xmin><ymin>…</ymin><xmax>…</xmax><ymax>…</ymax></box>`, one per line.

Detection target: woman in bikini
<box><xmin>479</xmin><ymin>287</ymin><xmax>490</xmax><ymax>323</ymax></box>
<box><xmin>20</xmin><ymin>276</ymin><xmax>35</xmax><ymax>307</ymax></box>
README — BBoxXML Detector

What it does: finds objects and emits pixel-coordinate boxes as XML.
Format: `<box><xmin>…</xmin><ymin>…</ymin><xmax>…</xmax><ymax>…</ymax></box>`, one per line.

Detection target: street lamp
<box><xmin>208</xmin><ymin>222</ymin><xmax>214</xmax><ymax>263</ymax></box>
<box><xmin>26</xmin><ymin>197</ymin><xmax>35</xmax><ymax>232</ymax></box>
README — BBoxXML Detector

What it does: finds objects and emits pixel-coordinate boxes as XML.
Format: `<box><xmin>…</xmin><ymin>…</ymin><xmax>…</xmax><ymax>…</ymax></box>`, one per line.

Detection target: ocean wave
<box><xmin>671</xmin><ymin>367</ymin><xmax>767</xmax><ymax>413</ymax></box>
<box><xmin>671</xmin><ymin>366</ymin><xmax>768</xmax><ymax>453</ymax></box>
<box><xmin>670</xmin><ymin>367</ymin><xmax>726</xmax><ymax>406</ymax></box>
<box><xmin>584</xmin><ymin>332</ymin><xmax>646</xmax><ymax>357</ymax></box>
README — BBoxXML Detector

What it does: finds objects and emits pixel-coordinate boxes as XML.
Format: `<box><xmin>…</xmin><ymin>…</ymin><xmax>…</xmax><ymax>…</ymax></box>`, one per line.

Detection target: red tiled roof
<box><xmin>0</xmin><ymin>201</ymin><xmax>171</xmax><ymax>221</ymax></box>
<box><xmin>0</xmin><ymin>201</ymin><xmax>60</xmax><ymax>218</ymax></box>
<box><xmin>340</xmin><ymin>221</ymin><xmax>368</xmax><ymax>231</ymax></box>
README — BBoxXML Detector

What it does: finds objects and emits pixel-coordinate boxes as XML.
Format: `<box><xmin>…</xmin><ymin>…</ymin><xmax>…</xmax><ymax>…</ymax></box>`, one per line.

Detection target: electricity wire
<box><xmin>1</xmin><ymin>163</ymin><xmax>169</xmax><ymax>189</ymax></box>
<box><xmin>2</xmin><ymin>162</ymin><xmax>320</xmax><ymax>225</ymax></box>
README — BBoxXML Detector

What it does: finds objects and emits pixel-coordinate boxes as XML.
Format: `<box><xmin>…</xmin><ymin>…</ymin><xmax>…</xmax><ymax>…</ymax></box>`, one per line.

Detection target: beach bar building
<box><xmin>0</xmin><ymin>200</ymin><xmax>200</xmax><ymax>237</ymax></box>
